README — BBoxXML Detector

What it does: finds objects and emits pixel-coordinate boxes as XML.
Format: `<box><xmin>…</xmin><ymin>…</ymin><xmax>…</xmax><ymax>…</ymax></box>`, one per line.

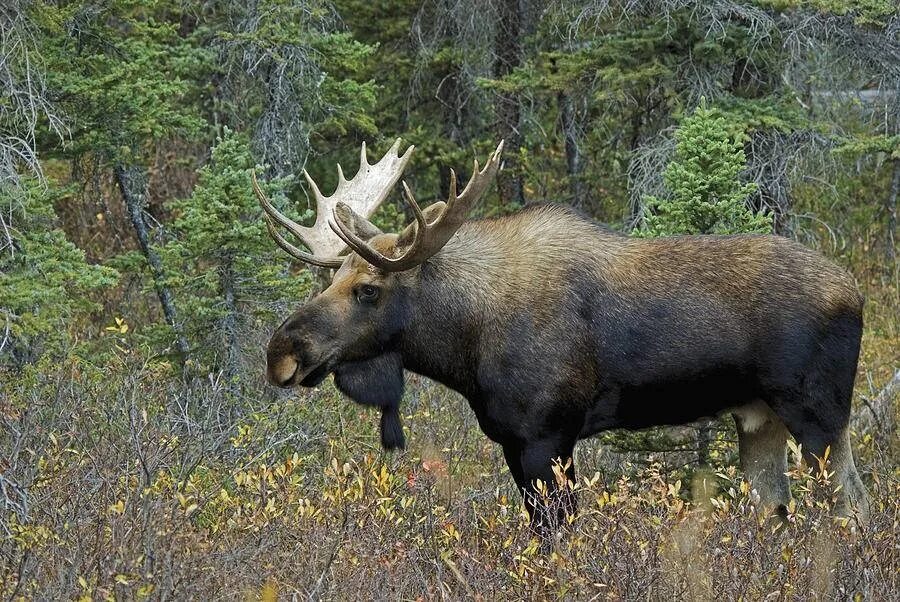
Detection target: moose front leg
<box><xmin>514</xmin><ymin>437</ymin><xmax>577</xmax><ymax>535</ymax></box>
<box><xmin>502</xmin><ymin>442</ymin><xmax>527</xmax><ymax>492</ymax></box>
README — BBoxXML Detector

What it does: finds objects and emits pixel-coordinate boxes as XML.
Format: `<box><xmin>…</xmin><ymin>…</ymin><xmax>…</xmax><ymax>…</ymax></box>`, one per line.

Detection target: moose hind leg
<box><xmin>766</xmin><ymin>315</ymin><xmax>870</xmax><ymax>521</ymax></box>
<box><xmin>768</xmin><ymin>311</ymin><xmax>869</xmax><ymax>521</ymax></box>
<box><xmin>734</xmin><ymin>401</ymin><xmax>791</xmax><ymax>516</ymax></box>
<box><xmin>768</xmin><ymin>406</ymin><xmax>871</xmax><ymax>521</ymax></box>
<box><xmin>827</xmin><ymin>427</ymin><xmax>870</xmax><ymax>521</ymax></box>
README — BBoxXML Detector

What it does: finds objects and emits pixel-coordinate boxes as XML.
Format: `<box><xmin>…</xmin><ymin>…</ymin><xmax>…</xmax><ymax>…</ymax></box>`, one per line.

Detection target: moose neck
<box><xmin>394</xmin><ymin>204</ymin><xmax>627</xmax><ymax>400</ymax></box>
<box><xmin>395</xmin><ymin>230</ymin><xmax>500</xmax><ymax>399</ymax></box>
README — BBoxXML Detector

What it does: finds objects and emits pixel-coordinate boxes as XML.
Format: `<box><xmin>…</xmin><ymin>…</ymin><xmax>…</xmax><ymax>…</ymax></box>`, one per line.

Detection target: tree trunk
<box><xmin>436</xmin><ymin>41</ymin><xmax>470</xmax><ymax>202</ymax></box>
<box><xmin>559</xmin><ymin>91</ymin><xmax>583</xmax><ymax>208</ymax></box>
<box><xmin>493</xmin><ymin>0</ymin><xmax>525</xmax><ymax>207</ymax></box>
<box><xmin>886</xmin><ymin>158</ymin><xmax>899</xmax><ymax>267</ymax></box>
<box><xmin>219</xmin><ymin>255</ymin><xmax>239</xmax><ymax>386</ymax></box>
<box><xmin>114</xmin><ymin>164</ymin><xmax>190</xmax><ymax>364</ymax></box>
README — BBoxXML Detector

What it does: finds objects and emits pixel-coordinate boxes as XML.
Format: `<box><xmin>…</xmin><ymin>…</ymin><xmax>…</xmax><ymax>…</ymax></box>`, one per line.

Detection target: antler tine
<box><xmin>328</xmin><ymin>141</ymin><xmax>503</xmax><ymax>272</ymax></box>
<box><xmin>440</xmin><ymin>140</ymin><xmax>503</xmax><ymax>223</ymax></box>
<box><xmin>302</xmin><ymin>169</ymin><xmax>328</xmax><ymax>216</ymax></box>
<box><xmin>448</xmin><ymin>169</ymin><xmax>458</xmax><ymax>201</ymax></box>
<box><xmin>263</xmin><ymin>217</ymin><xmax>344</xmax><ymax>269</ymax></box>
<box><xmin>462</xmin><ymin>140</ymin><xmax>503</xmax><ymax>198</ymax></box>
<box><xmin>401</xmin><ymin>181</ymin><xmax>429</xmax><ymax>237</ymax></box>
<box><xmin>256</xmin><ymin>138</ymin><xmax>416</xmax><ymax>266</ymax></box>
<box><xmin>253</xmin><ymin>171</ymin><xmax>344</xmax><ymax>269</ymax></box>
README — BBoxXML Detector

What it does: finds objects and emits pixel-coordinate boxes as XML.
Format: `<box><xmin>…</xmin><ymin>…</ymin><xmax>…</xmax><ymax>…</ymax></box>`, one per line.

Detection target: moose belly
<box><xmin>579</xmin><ymin>364</ymin><xmax>760</xmax><ymax>436</ymax></box>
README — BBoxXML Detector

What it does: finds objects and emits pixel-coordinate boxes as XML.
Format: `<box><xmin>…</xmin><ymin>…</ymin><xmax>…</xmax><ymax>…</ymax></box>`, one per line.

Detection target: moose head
<box><xmin>254</xmin><ymin>140</ymin><xmax>503</xmax><ymax>449</ymax></box>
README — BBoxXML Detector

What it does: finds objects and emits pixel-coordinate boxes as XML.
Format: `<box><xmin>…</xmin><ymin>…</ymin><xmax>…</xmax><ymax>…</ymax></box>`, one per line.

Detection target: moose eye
<box><xmin>357</xmin><ymin>284</ymin><xmax>379</xmax><ymax>303</ymax></box>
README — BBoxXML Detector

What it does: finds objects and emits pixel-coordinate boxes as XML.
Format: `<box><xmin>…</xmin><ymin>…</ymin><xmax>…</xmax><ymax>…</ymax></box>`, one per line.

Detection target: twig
<box><xmin>307</xmin><ymin>510</ymin><xmax>350</xmax><ymax>601</ymax></box>
<box><xmin>0</xmin><ymin>313</ymin><xmax>10</xmax><ymax>354</ymax></box>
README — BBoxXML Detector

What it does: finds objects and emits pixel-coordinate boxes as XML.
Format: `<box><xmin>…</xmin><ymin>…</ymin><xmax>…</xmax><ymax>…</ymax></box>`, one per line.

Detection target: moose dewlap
<box><xmin>254</xmin><ymin>139</ymin><xmax>870</xmax><ymax>531</ymax></box>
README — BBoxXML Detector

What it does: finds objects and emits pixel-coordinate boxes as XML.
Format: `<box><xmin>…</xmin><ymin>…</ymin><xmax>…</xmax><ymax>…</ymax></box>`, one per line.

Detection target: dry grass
<box><xmin>1</xmin><ymin>347</ymin><xmax>898</xmax><ymax>600</ymax></box>
<box><xmin>2</xmin><ymin>216</ymin><xmax>897</xmax><ymax>600</ymax></box>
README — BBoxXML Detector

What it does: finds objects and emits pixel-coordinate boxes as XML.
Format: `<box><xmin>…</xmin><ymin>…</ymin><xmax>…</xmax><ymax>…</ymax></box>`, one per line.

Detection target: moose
<box><xmin>254</xmin><ymin>139</ymin><xmax>869</xmax><ymax>529</ymax></box>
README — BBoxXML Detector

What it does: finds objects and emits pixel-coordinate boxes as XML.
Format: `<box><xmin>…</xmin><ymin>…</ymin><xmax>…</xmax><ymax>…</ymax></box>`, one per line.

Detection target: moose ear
<box><xmin>396</xmin><ymin>201</ymin><xmax>446</xmax><ymax>249</ymax></box>
<box><xmin>332</xmin><ymin>353</ymin><xmax>406</xmax><ymax>450</ymax></box>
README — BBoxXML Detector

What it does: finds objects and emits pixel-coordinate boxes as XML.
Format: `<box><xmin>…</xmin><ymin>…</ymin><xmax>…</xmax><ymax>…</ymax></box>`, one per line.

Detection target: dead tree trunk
<box><xmin>887</xmin><ymin>158</ymin><xmax>899</xmax><ymax>267</ymax></box>
<box><xmin>219</xmin><ymin>255</ymin><xmax>239</xmax><ymax>386</ymax></box>
<box><xmin>559</xmin><ymin>91</ymin><xmax>583</xmax><ymax>208</ymax></box>
<box><xmin>492</xmin><ymin>0</ymin><xmax>524</xmax><ymax>206</ymax></box>
<box><xmin>114</xmin><ymin>164</ymin><xmax>190</xmax><ymax>364</ymax></box>
<box><xmin>436</xmin><ymin>25</ymin><xmax>471</xmax><ymax>202</ymax></box>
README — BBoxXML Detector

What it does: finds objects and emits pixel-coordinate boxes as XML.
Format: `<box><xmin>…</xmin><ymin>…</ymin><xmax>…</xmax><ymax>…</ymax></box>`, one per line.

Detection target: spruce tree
<box><xmin>636</xmin><ymin>102</ymin><xmax>772</xmax><ymax>237</ymax></box>
<box><xmin>0</xmin><ymin>180</ymin><xmax>118</xmax><ymax>365</ymax></box>
<box><xmin>160</xmin><ymin>130</ymin><xmax>313</xmax><ymax>378</ymax></box>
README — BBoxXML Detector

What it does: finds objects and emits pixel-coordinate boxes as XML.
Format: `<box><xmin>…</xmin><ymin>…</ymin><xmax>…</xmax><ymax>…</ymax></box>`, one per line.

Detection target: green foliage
<box><xmin>636</xmin><ymin>103</ymin><xmax>773</xmax><ymax>237</ymax></box>
<box><xmin>0</xmin><ymin>180</ymin><xmax>118</xmax><ymax>363</ymax></box>
<box><xmin>714</xmin><ymin>95</ymin><xmax>812</xmax><ymax>136</ymax></box>
<box><xmin>36</xmin><ymin>0</ymin><xmax>210</xmax><ymax>163</ymax></box>
<box><xmin>834</xmin><ymin>134</ymin><xmax>900</xmax><ymax>159</ymax></box>
<box><xmin>168</xmin><ymin>130</ymin><xmax>280</xmax><ymax>258</ymax></box>
<box><xmin>756</xmin><ymin>0</ymin><xmax>899</xmax><ymax>25</ymax></box>
<box><xmin>310</xmin><ymin>32</ymin><xmax>380</xmax><ymax>136</ymax></box>
<box><xmin>157</xmin><ymin>129</ymin><xmax>313</xmax><ymax>368</ymax></box>
<box><xmin>213</xmin><ymin>0</ymin><xmax>380</xmax><ymax>176</ymax></box>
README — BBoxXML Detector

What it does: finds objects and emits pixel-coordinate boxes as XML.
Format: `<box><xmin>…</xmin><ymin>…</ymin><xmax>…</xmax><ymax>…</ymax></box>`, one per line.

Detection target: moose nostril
<box><xmin>268</xmin><ymin>355</ymin><xmax>299</xmax><ymax>387</ymax></box>
<box><xmin>267</xmin><ymin>330</ymin><xmax>294</xmax><ymax>361</ymax></box>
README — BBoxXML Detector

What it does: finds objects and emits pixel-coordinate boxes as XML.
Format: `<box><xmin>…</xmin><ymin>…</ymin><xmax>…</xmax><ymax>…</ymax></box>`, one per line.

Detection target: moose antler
<box><xmin>255</xmin><ymin>138</ymin><xmax>415</xmax><ymax>268</ymax></box>
<box><xmin>329</xmin><ymin>141</ymin><xmax>503</xmax><ymax>272</ymax></box>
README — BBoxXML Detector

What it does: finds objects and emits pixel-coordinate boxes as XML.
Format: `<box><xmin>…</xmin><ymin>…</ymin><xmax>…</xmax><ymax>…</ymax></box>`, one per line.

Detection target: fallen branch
<box><xmin>854</xmin><ymin>369</ymin><xmax>899</xmax><ymax>439</ymax></box>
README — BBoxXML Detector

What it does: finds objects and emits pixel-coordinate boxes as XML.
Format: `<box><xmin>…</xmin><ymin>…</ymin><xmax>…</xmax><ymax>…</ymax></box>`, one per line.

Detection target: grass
<box><xmin>1</xmin><ymin>342</ymin><xmax>898</xmax><ymax>600</ymax></box>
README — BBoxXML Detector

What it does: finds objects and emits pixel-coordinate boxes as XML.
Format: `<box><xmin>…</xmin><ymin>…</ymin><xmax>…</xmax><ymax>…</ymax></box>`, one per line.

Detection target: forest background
<box><xmin>1</xmin><ymin>0</ymin><xmax>898</xmax><ymax>598</ymax></box>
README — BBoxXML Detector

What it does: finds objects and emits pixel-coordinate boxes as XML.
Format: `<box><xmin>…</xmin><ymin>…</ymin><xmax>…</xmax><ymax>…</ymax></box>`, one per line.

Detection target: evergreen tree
<box><xmin>213</xmin><ymin>0</ymin><xmax>379</xmax><ymax>178</ymax></box>
<box><xmin>0</xmin><ymin>180</ymin><xmax>118</xmax><ymax>365</ymax></box>
<box><xmin>159</xmin><ymin>130</ymin><xmax>313</xmax><ymax>378</ymax></box>
<box><xmin>36</xmin><ymin>0</ymin><xmax>212</xmax><ymax>362</ymax></box>
<box><xmin>31</xmin><ymin>1</ymin><xmax>376</xmax><ymax>367</ymax></box>
<box><xmin>635</xmin><ymin>103</ymin><xmax>772</xmax><ymax>237</ymax></box>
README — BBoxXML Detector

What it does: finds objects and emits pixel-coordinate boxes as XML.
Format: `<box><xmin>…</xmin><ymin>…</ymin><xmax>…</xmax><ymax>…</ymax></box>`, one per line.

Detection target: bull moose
<box><xmin>254</xmin><ymin>139</ymin><xmax>869</xmax><ymax>529</ymax></box>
